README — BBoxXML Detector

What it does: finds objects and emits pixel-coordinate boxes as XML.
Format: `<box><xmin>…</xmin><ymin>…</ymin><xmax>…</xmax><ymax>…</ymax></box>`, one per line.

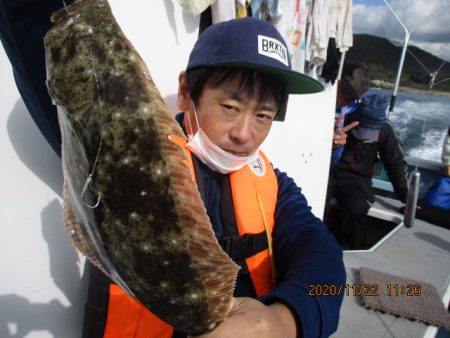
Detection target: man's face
<box><xmin>336</xmin><ymin>81</ymin><xmax>357</xmax><ymax>109</ymax></box>
<box><xmin>336</xmin><ymin>67</ymin><xmax>370</xmax><ymax>109</ymax></box>
<box><xmin>351</xmin><ymin>68</ymin><xmax>370</xmax><ymax>98</ymax></box>
<box><xmin>184</xmin><ymin>74</ymin><xmax>278</xmax><ymax>156</ymax></box>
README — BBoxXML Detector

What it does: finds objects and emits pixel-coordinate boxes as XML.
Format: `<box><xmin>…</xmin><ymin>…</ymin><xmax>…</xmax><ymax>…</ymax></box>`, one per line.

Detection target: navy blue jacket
<box><xmin>176</xmin><ymin>114</ymin><xmax>346</xmax><ymax>338</ymax></box>
<box><xmin>331</xmin><ymin>118</ymin><xmax>408</xmax><ymax>203</ymax></box>
<box><xmin>0</xmin><ymin>0</ymin><xmax>74</xmax><ymax>156</ymax></box>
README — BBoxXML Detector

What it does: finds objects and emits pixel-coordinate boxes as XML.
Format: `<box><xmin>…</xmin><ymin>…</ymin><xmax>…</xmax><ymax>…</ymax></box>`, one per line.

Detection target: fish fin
<box><xmin>164</xmin><ymin>137</ymin><xmax>239</xmax><ymax>326</ymax></box>
<box><xmin>63</xmin><ymin>177</ymin><xmax>108</xmax><ymax>275</ymax></box>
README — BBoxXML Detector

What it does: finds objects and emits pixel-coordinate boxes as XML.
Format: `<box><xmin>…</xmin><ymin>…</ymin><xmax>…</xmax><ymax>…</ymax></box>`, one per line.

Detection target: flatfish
<box><xmin>44</xmin><ymin>0</ymin><xmax>239</xmax><ymax>334</ymax></box>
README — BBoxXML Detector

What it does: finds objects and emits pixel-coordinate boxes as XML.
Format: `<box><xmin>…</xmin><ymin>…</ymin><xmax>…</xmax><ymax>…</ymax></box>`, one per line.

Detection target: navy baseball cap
<box><xmin>187</xmin><ymin>17</ymin><xmax>323</xmax><ymax>94</ymax></box>
<box><xmin>352</xmin><ymin>94</ymin><xmax>388</xmax><ymax>141</ymax></box>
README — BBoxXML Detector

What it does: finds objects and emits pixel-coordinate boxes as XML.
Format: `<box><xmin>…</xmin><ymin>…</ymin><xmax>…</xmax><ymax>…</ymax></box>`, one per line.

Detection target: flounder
<box><xmin>44</xmin><ymin>0</ymin><xmax>239</xmax><ymax>334</ymax></box>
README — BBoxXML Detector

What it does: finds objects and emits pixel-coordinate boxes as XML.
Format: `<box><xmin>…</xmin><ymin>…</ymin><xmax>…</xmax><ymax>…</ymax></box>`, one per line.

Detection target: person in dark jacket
<box><xmin>331</xmin><ymin>63</ymin><xmax>370</xmax><ymax>164</ymax></box>
<box><xmin>326</xmin><ymin>94</ymin><xmax>408</xmax><ymax>249</ymax></box>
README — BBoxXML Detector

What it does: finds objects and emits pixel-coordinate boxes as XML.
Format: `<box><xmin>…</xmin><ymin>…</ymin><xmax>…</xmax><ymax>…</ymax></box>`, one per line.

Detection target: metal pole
<box><xmin>337</xmin><ymin>51</ymin><xmax>346</xmax><ymax>80</ymax></box>
<box><xmin>403</xmin><ymin>169</ymin><xmax>420</xmax><ymax>228</ymax></box>
<box><xmin>383</xmin><ymin>0</ymin><xmax>410</xmax><ymax>115</ymax></box>
<box><xmin>389</xmin><ymin>32</ymin><xmax>409</xmax><ymax>115</ymax></box>
<box><xmin>382</xmin><ymin>0</ymin><xmax>443</xmax><ymax>114</ymax></box>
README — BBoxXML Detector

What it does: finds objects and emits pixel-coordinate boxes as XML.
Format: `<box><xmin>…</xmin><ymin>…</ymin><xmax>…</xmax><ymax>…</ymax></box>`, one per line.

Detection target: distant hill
<box><xmin>346</xmin><ymin>34</ymin><xmax>450</xmax><ymax>93</ymax></box>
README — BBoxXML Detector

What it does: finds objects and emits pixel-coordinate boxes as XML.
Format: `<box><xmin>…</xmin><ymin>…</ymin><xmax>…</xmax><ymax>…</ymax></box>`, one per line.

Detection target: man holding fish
<box><xmin>1</xmin><ymin>2</ymin><xmax>345</xmax><ymax>336</ymax></box>
<box><xmin>164</xmin><ymin>18</ymin><xmax>346</xmax><ymax>338</ymax></box>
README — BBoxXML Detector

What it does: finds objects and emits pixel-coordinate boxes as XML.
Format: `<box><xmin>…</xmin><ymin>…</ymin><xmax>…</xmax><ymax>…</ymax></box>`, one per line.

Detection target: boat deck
<box><xmin>333</xmin><ymin>195</ymin><xmax>450</xmax><ymax>338</ymax></box>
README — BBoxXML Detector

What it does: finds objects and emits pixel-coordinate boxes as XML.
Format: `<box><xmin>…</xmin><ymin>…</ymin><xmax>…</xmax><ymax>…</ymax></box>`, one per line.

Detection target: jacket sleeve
<box><xmin>331</xmin><ymin>145</ymin><xmax>344</xmax><ymax>164</ymax></box>
<box><xmin>0</xmin><ymin>0</ymin><xmax>71</xmax><ymax>156</ymax></box>
<box><xmin>378</xmin><ymin>122</ymin><xmax>408</xmax><ymax>202</ymax></box>
<box><xmin>260</xmin><ymin>169</ymin><xmax>346</xmax><ymax>338</ymax></box>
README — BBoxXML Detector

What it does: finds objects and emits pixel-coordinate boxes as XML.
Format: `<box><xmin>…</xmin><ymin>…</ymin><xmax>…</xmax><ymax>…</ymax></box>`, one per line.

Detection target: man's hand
<box><xmin>189</xmin><ymin>297</ymin><xmax>297</xmax><ymax>338</ymax></box>
<box><xmin>333</xmin><ymin>113</ymin><xmax>359</xmax><ymax>149</ymax></box>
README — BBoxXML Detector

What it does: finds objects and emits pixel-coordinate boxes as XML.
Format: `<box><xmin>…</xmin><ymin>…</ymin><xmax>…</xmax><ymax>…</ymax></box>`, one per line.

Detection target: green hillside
<box><xmin>346</xmin><ymin>34</ymin><xmax>450</xmax><ymax>93</ymax></box>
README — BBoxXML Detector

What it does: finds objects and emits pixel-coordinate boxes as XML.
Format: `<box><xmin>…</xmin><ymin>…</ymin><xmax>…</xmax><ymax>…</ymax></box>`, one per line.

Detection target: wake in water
<box><xmin>367</xmin><ymin>88</ymin><xmax>450</xmax><ymax>163</ymax></box>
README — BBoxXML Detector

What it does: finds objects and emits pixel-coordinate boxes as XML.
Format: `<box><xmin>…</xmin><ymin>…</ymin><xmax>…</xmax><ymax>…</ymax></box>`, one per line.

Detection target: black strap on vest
<box><xmin>191</xmin><ymin>156</ymin><xmax>269</xmax><ymax>262</ymax></box>
<box><xmin>218</xmin><ymin>175</ymin><xmax>269</xmax><ymax>261</ymax></box>
<box><xmin>215</xmin><ymin>231</ymin><xmax>269</xmax><ymax>261</ymax></box>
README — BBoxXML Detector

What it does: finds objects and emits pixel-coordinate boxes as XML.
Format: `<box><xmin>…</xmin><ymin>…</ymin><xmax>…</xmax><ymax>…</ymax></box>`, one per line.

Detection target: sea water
<box><xmin>367</xmin><ymin>88</ymin><xmax>450</xmax><ymax>163</ymax></box>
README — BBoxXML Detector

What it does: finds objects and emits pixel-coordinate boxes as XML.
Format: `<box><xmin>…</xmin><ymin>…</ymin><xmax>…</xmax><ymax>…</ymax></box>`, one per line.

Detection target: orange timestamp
<box><xmin>386</xmin><ymin>283</ymin><xmax>422</xmax><ymax>296</ymax></box>
<box><xmin>309</xmin><ymin>283</ymin><xmax>379</xmax><ymax>296</ymax></box>
<box><xmin>308</xmin><ymin>283</ymin><xmax>422</xmax><ymax>297</ymax></box>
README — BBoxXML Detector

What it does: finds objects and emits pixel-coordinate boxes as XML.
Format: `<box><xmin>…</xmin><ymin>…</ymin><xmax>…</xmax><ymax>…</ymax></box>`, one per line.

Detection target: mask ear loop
<box><xmin>186</xmin><ymin>103</ymin><xmax>201</xmax><ymax>139</ymax></box>
<box><xmin>192</xmin><ymin>103</ymin><xmax>201</xmax><ymax>129</ymax></box>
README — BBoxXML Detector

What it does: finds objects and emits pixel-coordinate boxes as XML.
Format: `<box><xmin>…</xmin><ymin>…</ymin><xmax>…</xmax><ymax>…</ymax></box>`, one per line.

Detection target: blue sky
<box><xmin>351</xmin><ymin>0</ymin><xmax>450</xmax><ymax>62</ymax></box>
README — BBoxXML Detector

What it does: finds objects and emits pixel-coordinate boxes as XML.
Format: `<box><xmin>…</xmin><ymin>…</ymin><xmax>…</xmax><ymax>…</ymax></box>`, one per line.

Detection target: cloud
<box><xmin>353</xmin><ymin>0</ymin><xmax>450</xmax><ymax>61</ymax></box>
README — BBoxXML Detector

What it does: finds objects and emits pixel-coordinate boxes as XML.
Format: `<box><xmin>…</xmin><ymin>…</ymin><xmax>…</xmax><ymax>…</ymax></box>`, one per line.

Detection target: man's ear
<box><xmin>176</xmin><ymin>71</ymin><xmax>191</xmax><ymax>111</ymax></box>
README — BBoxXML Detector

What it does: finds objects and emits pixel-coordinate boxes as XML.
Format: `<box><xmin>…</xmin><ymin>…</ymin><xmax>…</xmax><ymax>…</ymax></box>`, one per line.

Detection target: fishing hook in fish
<box><xmin>80</xmin><ymin>35</ymin><xmax>107</xmax><ymax>209</ymax></box>
<box><xmin>81</xmin><ymin>174</ymin><xmax>102</xmax><ymax>208</ymax></box>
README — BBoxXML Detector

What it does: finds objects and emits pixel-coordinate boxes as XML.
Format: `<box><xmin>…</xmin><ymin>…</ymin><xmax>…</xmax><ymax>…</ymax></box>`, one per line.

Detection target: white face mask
<box><xmin>185</xmin><ymin>105</ymin><xmax>258</xmax><ymax>174</ymax></box>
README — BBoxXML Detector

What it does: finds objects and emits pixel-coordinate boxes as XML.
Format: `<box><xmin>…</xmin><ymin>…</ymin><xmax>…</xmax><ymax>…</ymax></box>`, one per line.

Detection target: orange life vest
<box><xmin>103</xmin><ymin>135</ymin><xmax>278</xmax><ymax>338</ymax></box>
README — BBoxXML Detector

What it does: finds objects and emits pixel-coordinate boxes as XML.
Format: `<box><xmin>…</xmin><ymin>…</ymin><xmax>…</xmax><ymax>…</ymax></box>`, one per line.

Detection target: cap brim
<box><xmin>203</xmin><ymin>62</ymin><xmax>324</xmax><ymax>94</ymax></box>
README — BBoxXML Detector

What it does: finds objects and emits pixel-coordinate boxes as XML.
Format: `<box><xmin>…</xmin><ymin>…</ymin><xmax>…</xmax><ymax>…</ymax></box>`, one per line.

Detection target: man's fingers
<box><xmin>341</xmin><ymin>121</ymin><xmax>359</xmax><ymax>133</ymax></box>
<box><xmin>335</xmin><ymin>113</ymin><xmax>345</xmax><ymax>129</ymax></box>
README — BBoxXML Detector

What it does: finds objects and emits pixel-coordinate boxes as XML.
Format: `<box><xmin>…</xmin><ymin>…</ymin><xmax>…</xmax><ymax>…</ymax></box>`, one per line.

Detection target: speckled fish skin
<box><xmin>44</xmin><ymin>0</ymin><xmax>239</xmax><ymax>334</ymax></box>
